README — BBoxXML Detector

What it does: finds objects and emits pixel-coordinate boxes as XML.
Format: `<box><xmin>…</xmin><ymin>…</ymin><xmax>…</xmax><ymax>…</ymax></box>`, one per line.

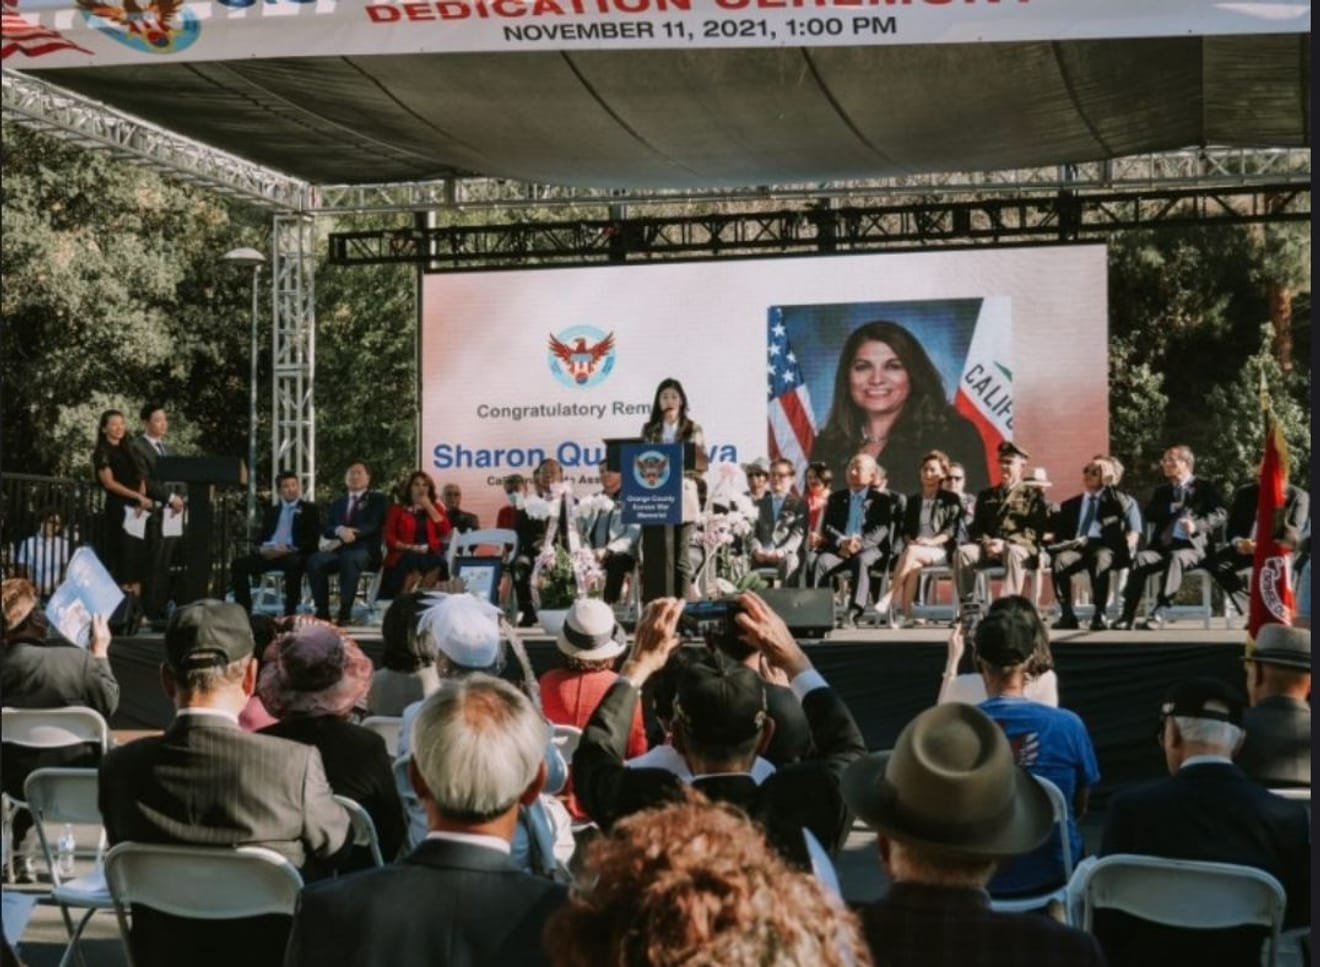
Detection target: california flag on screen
<box><xmin>954</xmin><ymin>297</ymin><xmax>1013</xmax><ymax>473</ymax></box>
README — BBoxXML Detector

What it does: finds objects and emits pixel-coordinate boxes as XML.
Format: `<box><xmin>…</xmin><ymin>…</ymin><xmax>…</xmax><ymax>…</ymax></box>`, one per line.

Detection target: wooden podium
<box><xmin>154</xmin><ymin>456</ymin><xmax>246</xmax><ymax>604</ymax></box>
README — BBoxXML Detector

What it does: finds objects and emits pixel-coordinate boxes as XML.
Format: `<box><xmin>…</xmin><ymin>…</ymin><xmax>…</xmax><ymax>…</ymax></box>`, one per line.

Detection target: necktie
<box><xmin>154</xmin><ymin>440</ymin><xmax>165</xmax><ymax>457</ymax></box>
<box><xmin>347</xmin><ymin>494</ymin><xmax>360</xmax><ymax>521</ymax></box>
<box><xmin>1078</xmin><ymin>495</ymin><xmax>1096</xmax><ymax>539</ymax></box>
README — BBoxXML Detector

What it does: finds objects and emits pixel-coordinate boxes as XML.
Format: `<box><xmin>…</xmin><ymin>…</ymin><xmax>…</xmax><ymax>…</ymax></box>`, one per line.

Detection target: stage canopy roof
<box><xmin>7</xmin><ymin>2</ymin><xmax>1312</xmax><ymax>189</ymax></box>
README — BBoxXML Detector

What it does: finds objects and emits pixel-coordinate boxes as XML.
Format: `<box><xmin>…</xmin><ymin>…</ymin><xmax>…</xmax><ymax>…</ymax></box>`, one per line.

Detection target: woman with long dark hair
<box><xmin>91</xmin><ymin>408</ymin><xmax>151</xmax><ymax>596</ymax></box>
<box><xmin>877</xmin><ymin>449</ymin><xmax>966</xmax><ymax>627</ymax></box>
<box><xmin>639</xmin><ymin>377</ymin><xmax>706</xmax><ymax>600</ymax></box>
<box><xmin>810</xmin><ymin>320</ymin><xmax>988</xmax><ymax>495</ymax></box>
<box><xmin>381</xmin><ymin>470</ymin><xmax>452</xmax><ymax>598</ymax></box>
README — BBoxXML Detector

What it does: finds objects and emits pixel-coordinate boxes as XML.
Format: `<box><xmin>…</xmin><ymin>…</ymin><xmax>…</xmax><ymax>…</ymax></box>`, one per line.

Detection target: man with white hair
<box><xmin>285</xmin><ymin>675</ymin><xmax>567</xmax><ymax>967</ymax></box>
<box><xmin>1095</xmin><ymin>676</ymin><xmax>1310</xmax><ymax>967</ymax></box>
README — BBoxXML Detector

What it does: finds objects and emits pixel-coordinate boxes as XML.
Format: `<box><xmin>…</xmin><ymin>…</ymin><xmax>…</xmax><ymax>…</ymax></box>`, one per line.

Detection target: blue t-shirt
<box><xmin>978</xmin><ymin>695</ymin><xmax>1101</xmax><ymax>896</ymax></box>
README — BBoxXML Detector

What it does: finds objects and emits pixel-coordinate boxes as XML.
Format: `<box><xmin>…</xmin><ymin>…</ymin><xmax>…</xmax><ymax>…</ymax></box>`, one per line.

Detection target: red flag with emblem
<box><xmin>1246</xmin><ymin>408</ymin><xmax>1293</xmax><ymax>651</ymax></box>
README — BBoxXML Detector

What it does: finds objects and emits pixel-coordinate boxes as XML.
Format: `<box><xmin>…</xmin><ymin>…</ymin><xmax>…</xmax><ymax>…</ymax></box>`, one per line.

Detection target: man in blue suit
<box><xmin>306</xmin><ymin>462</ymin><xmax>387</xmax><ymax>625</ymax></box>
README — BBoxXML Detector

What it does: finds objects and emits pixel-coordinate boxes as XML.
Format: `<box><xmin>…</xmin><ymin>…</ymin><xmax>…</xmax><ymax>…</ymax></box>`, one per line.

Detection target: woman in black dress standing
<box><xmin>91</xmin><ymin>409</ymin><xmax>152</xmax><ymax>597</ymax></box>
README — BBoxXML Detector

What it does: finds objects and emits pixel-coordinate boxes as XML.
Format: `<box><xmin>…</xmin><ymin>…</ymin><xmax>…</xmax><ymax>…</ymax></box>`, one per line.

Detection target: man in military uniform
<box><xmin>954</xmin><ymin>441</ymin><xmax>1048</xmax><ymax>605</ymax></box>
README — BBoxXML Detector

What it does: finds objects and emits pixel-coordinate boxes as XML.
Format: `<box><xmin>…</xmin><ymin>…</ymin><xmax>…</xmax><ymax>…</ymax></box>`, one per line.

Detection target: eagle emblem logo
<box><xmin>633</xmin><ymin>451</ymin><xmax>670</xmax><ymax>490</ymax></box>
<box><xmin>76</xmin><ymin>0</ymin><xmax>199</xmax><ymax>54</ymax></box>
<box><xmin>547</xmin><ymin>325</ymin><xmax>616</xmax><ymax>389</ymax></box>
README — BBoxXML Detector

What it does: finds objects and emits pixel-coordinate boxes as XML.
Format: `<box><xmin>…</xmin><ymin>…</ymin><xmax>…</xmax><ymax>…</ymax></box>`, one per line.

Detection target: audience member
<box><xmin>368</xmin><ymin>592</ymin><xmax>440</xmax><ymax>716</ymax></box>
<box><xmin>1095</xmin><ymin>676</ymin><xmax>1310</xmax><ymax>967</ymax></box>
<box><xmin>91</xmin><ymin>408</ymin><xmax>150</xmax><ymax>600</ymax></box>
<box><xmin>544</xmin><ymin>796</ymin><xmax>873</xmax><ymax>967</ymax></box>
<box><xmin>1048</xmin><ymin>457</ymin><xmax>1141</xmax><ymax>630</ymax></box>
<box><xmin>441</xmin><ymin>481</ymin><xmax>480</xmax><ymax>533</ymax></box>
<box><xmin>749</xmin><ymin>457</ymin><xmax>808</xmax><ymax>585</ymax></box>
<box><xmin>579</xmin><ymin>459</ymin><xmax>640</xmax><ymax>604</ymax></box>
<box><xmin>1237</xmin><ymin>624</ymin><xmax>1310</xmax><ymax>788</ymax></box>
<box><xmin>937</xmin><ymin>595</ymin><xmax>1059</xmax><ymax>707</ymax></box>
<box><xmin>879</xmin><ymin>449</ymin><xmax>965</xmax><ymax>627</ymax></box>
<box><xmin>572</xmin><ymin>593</ymin><xmax>866</xmax><ymax>868</ymax></box>
<box><xmin>381</xmin><ymin>470</ymin><xmax>452</xmax><ymax>598</ymax></box>
<box><xmin>1116</xmin><ymin>445</ymin><xmax>1226</xmax><ymax>630</ymax></box>
<box><xmin>257</xmin><ymin>619</ymin><xmax>406</xmax><ymax>865</ymax></box>
<box><xmin>237</xmin><ymin>613</ymin><xmax>280</xmax><ymax>731</ymax></box>
<box><xmin>13</xmin><ymin>507</ymin><xmax>71</xmax><ymax>596</ymax></box>
<box><xmin>811</xmin><ymin>454</ymin><xmax>903</xmax><ymax>627</ymax></box>
<box><xmin>973</xmin><ymin>608</ymin><xmax>1099</xmax><ymax>899</ymax></box>
<box><xmin>97</xmin><ymin>601</ymin><xmax>350</xmax><ymax>967</ymax></box>
<box><xmin>1206</xmin><ymin>479</ymin><xmax>1308</xmax><ymax>618</ymax></box>
<box><xmin>954</xmin><ymin>441</ymin><xmax>1048</xmax><ymax>607</ymax></box>
<box><xmin>284</xmin><ymin>675</ymin><xmax>567</xmax><ymax>967</ymax></box>
<box><xmin>133</xmin><ymin>403</ymin><xmax>187</xmax><ymax>626</ymax></box>
<box><xmin>842</xmin><ymin>703</ymin><xmax>1106</xmax><ymax>967</ymax></box>
<box><xmin>306</xmin><ymin>462</ymin><xmax>388</xmax><ymax>625</ymax></box>
<box><xmin>230</xmin><ymin>470</ymin><xmax>321</xmax><ymax>617</ymax></box>
<box><xmin>538</xmin><ymin>598</ymin><xmax>646</xmax><ymax>819</ymax></box>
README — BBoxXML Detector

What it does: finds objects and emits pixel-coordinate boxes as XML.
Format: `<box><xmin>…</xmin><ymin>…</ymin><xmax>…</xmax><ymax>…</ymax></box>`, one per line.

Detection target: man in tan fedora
<box><xmin>1237</xmin><ymin>623</ymin><xmax>1310</xmax><ymax>788</ymax></box>
<box><xmin>842</xmin><ymin>703</ymin><xmax>1105</xmax><ymax>967</ymax></box>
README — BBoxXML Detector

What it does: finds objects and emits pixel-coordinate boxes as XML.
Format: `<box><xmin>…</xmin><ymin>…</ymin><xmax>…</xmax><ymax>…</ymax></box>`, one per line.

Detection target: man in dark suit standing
<box><xmin>749</xmin><ymin>458</ymin><xmax>808</xmax><ymax>585</ymax></box>
<box><xmin>229</xmin><ymin>471</ymin><xmax>321</xmax><ymax>616</ymax></box>
<box><xmin>1096</xmin><ymin>677</ymin><xmax>1310</xmax><ymax>967</ymax></box>
<box><xmin>812</xmin><ymin>454</ymin><xmax>904</xmax><ymax>627</ymax></box>
<box><xmin>1049</xmin><ymin>456</ymin><xmax>1142</xmax><ymax>630</ymax></box>
<box><xmin>1116</xmin><ymin>445</ymin><xmax>1227</xmax><ymax>630</ymax></box>
<box><xmin>305</xmin><ymin>462</ymin><xmax>388</xmax><ymax>625</ymax></box>
<box><xmin>284</xmin><ymin>674</ymin><xmax>567</xmax><ymax>967</ymax></box>
<box><xmin>97</xmin><ymin>600</ymin><xmax>352</xmax><ymax>967</ymax></box>
<box><xmin>133</xmin><ymin>403</ymin><xmax>186</xmax><ymax>626</ymax></box>
<box><xmin>1206</xmin><ymin>480</ymin><xmax>1309</xmax><ymax>618</ymax></box>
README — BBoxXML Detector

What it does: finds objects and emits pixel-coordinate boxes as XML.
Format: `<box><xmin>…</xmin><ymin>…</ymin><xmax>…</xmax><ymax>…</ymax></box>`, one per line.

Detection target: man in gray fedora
<box><xmin>1237</xmin><ymin>623</ymin><xmax>1310</xmax><ymax>788</ymax></box>
<box><xmin>842</xmin><ymin>703</ymin><xmax>1105</xmax><ymax>967</ymax></box>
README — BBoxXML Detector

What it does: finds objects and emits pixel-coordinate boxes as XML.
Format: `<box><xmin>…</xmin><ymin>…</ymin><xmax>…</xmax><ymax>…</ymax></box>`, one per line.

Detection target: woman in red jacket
<box><xmin>381</xmin><ymin>471</ymin><xmax>452</xmax><ymax>597</ymax></box>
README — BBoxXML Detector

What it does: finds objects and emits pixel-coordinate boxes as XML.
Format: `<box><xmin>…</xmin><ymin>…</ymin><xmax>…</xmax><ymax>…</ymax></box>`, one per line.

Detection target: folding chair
<box><xmin>915</xmin><ymin>565</ymin><xmax>958</xmax><ymax>622</ymax></box>
<box><xmin>360</xmin><ymin>716</ymin><xmax>403</xmax><ymax>758</ymax></box>
<box><xmin>333</xmin><ymin>794</ymin><xmax>384</xmax><ymax>867</ymax></box>
<box><xmin>23</xmin><ymin>768</ymin><xmax>112</xmax><ymax>967</ymax></box>
<box><xmin>1073</xmin><ymin>854</ymin><xmax>1287</xmax><ymax>967</ymax></box>
<box><xmin>104</xmin><ymin>843</ymin><xmax>304</xmax><ymax>967</ymax></box>
<box><xmin>989</xmin><ymin>774</ymin><xmax>1074</xmax><ymax>921</ymax></box>
<box><xmin>447</xmin><ymin>528</ymin><xmax>519</xmax><ymax>615</ymax></box>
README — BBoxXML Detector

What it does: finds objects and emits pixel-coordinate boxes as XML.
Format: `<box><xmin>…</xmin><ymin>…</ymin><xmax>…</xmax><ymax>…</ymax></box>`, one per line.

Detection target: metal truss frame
<box><xmin>327</xmin><ymin>184</ymin><xmax>1311</xmax><ymax>270</ymax></box>
<box><xmin>272</xmin><ymin>214</ymin><xmax>317</xmax><ymax>500</ymax></box>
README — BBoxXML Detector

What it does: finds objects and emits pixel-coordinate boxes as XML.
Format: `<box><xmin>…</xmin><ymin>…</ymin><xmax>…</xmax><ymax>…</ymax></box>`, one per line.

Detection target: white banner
<box><xmin>4</xmin><ymin>0</ymin><xmax>1309</xmax><ymax>68</ymax></box>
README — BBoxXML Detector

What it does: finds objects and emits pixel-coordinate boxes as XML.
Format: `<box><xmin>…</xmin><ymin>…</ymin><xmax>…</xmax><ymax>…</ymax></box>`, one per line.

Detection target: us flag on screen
<box><xmin>2</xmin><ymin>0</ymin><xmax>91</xmax><ymax>59</ymax></box>
<box><xmin>766</xmin><ymin>308</ymin><xmax>817</xmax><ymax>480</ymax></box>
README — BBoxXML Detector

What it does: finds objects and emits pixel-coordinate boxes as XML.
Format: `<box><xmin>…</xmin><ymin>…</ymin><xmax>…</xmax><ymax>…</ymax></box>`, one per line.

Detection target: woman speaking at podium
<box><xmin>639</xmin><ymin>378</ymin><xmax>705</xmax><ymax>602</ymax></box>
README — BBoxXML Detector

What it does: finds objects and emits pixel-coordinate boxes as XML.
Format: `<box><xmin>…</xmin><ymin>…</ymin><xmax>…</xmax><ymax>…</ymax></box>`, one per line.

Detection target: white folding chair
<box><xmin>914</xmin><ymin>565</ymin><xmax>957</xmax><ymax>621</ymax></box>
<box><xmin>23</xmin><ymin>768</ymin><xmax>113</xmax><ymax>967</ymax></box>
<box><xmin>448</xmin><ymin>528</ymin><xmax>519</xmax><ymax>615</ymax></box>
<box><xmin>989</xmin><ymin>774</ymin><xmax>1075</xmax><ymax>921</ymax></box>
<box><xmin>550</xmin><ymin>723</ymin><xmax>583</xmax><ymax>762</ymax></box>
<box><xmin>1073</xmin><ymin>854</ymin><xmax>1287</xmax><ymax>967</ymax></box>
<box><xmin>332</xmin><ymin>794</ymin><xmax>384</xmax><ymax>867</ymax></box>
<box><xmin>103</xmin><ymin>842</ymin><xmax>304</xmax><ymax>967</ymax></box>
<box><xmin>360</xmin><ymin>715</ymin><xmax>402</xmax><ymax>758</ymax></box>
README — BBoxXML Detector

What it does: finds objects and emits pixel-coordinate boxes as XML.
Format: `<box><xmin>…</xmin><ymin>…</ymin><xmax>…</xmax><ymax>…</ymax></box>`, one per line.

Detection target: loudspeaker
<box><xmin>757</xmin><ymin>587</ymin><xmax>834</xmax><ymax>639</ymax></box>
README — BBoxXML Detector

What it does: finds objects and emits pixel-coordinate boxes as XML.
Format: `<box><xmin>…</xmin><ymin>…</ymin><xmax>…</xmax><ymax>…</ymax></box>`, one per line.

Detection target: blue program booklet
<box><xmin>44</xmin><ymin>547</ymin><xmax>124</xmax><ymax>648</ymax></box>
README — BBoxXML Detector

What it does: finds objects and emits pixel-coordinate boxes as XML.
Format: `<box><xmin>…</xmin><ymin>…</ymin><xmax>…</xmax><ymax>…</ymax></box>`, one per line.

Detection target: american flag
<box><xmin>766</xmin><ymin>308</ymin><xmax>817</xmax><ymax>483</ymax></box>
<box><xmin>2</xmin><ymin>0</ymin><xmax>91</xmax><ymax>59</ymax></box>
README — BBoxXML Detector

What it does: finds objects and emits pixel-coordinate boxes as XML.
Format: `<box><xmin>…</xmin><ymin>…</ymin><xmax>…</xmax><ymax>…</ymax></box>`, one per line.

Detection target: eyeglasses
<box><xmin>945</xmin><ymin>475</ymin><xmax>965</xmax><ymax>483</ymax></box>
<box><xmin>772</xmin><ymin>472</ymin><xmax>794</xmax><ymax>479</ymax></box>
<box><xmin>1083</xmin><ymin>466</ymin><xmax>1101</xmax><ymax>475</ymax></box>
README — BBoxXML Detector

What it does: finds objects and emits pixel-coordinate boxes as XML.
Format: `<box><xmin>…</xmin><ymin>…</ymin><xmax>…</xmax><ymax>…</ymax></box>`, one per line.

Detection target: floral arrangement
<box><xmin>533</xmin><ymin>543</ymin><xmax>605</xmax><ymax>610</ymax></box>
<box><xmin>694</xmin><ymin>491</ymin><xmax>766</xmax><ymax>593</ymax></box>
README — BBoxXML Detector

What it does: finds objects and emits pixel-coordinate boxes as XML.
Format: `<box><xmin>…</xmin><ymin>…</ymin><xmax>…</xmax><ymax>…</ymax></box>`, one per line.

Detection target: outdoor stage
<box><xmin>106</xmin><ymin>626</ymin><xmax>1247</xmax><ymax>808</ymax></box>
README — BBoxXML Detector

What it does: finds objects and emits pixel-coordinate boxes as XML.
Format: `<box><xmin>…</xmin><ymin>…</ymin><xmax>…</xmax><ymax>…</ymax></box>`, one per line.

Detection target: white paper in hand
<box><xmin>44</xmin><ymin>547</ymin><xmax>124</xmax><ymax>648</ymax></box>
<box><xmin>122</xmin><ymin>505</ymin><xmax>149</xmax><ymax>539</ymax></box>
<box><xmin>162</xmin><ymin>506</ymin><xmax>185</xmax><ymax>538</ymax></box>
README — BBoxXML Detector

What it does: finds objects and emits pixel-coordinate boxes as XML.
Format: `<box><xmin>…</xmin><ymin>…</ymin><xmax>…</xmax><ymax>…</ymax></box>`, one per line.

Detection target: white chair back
<box><xmin>2</xmin><ymin>706</ymin><xmax>110</xmax><ymax>752</ymax></box>
<box><xmin>447</xmin><ymin>528</ymin><xmax>519</xmax><ymax>572</ymax></box>
<box><xmin>989</xmin><ymin>773</ymin><xmax>1074</xmax><ymax>919</ymax></box>
<box><xmin>551</xmin><ymin>724</ymin><xmax>583</xmax><ymax>762</ymax></box>
<box><xmin>333</xmin><ymin>794</ymin><xmax>385</xmax><ymax>867</ymax></box>
<box><xmin>1074</xmin><ymin>854</ymin><xmax>1286</xmax><ymax>966</ymax></box>
<box><xmin>361</xmin><ymin>715</ymin><xmax>403</xmax><ymax>758</ymax></box>
<box><xmin>1268</xmin><ymin>787</ymin><xmax>1310</xmax><ymax>802</ymax></box>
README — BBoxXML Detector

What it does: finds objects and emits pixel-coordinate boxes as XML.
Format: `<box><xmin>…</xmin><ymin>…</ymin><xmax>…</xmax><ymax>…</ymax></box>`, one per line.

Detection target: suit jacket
<box><xmin>322</xmin><ymin>490</ymin><xmax>388</xmax><ymax>556</ymax></box>
<box><xmin>750</xmin><ymin>493</ymin><xmax>807</xmax><ymax>559</ymax></box>
<box><xmin>1097</xmin><ymin>760</ymin><xmax>1310</xmax><ymax>967</ymax></box>
<box><xmin>254</xmin><ymin>499</ymin><xmax>321</xmax><ymax>556</ymax></box>
<box><xmin>899</xmin><ymin>489</ymin><xmax>965</xmax><ymax>549</ymax></box>
<box><xmin>572</xmin><ymin>677</ymin><xmax>866</xmax><ymax>867</ymax></box>
<box><xmin>1236</xmin><ymin>696</ymin><xmax>1310</xmax><ymax>788</ymax></box>
<box><xmin>1142</xmin><ymin>476</ymin><xmax>1227</xmax><ymax>554</ymax></box>
<box><xmin>1224</xmin><ymin>483</ymin><xmax>1309</xmax><ymax>549</ymax></box>
<box><xmin>820</xmin><ymin>487</ymin><xmax>904</xmax><ymax>558</ymax></box>
<box><xmin>98</xmin><ymin>714</ymin><xmax>351</xmax><ymax>874</ymax></box>
<box><xmin>447</xmin><ymin>508</ymin><xmax>480</xmax><ymax>534</ymax></box>
<box><xmin>131</xmin><ymin>433</ymin><xmax>179</xmax><ymax>504</ymax></box>
<box><xmin>969</xmin><ymin>482</ymin><xmax>1048</xmax><ymax>555</ymax></box>
<box><xmin>1049</xmin><ymin>486</ymin><xmax>1141</xmax><ymax>565</ymax></box>
<box><xmin>0</xmin><ymin>635</ymin><xmax>119</xmax><ymax>718</ymax></box>
<box><xmin>515</xmin><ymin>495</ymin><xmax>572</xmax><ymax>560</ymax></box>
<box><xmin>578</xmin><ymin>497</ymin><xmax>641</xmax><ymax>557</ymax></box>
<box><xmin>284</xmin><ymin>839</ymin><xmax>566</xmax><ymax>967</ymax></box>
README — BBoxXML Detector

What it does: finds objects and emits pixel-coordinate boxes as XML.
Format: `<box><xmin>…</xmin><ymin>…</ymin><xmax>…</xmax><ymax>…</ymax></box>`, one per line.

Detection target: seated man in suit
<box><xmin>97</xmin><ymin>601</ymin><xmax>351</xmax><ymax>967</ymax></box>
<box><xmin>1116</xmin><ymin>445</ymin><xmax>1227</xmax><ymax>630</ymax></box>
<box><xmin>230</xmin><ymin>470</ymin><xmax>321</xmax><ymax>616</ymax></box>
<box><xmin>954</xmin><ymin>441</ymin><xmax>1047</xmax><ymax>609</ymax></box>
<box><xmin>306</xmin><ymin>462</ymin><xmax>388</xmax><ymax>625</ymax></box>
<box><xmin>580</xmin><ymin>458</ymin><xmax>640</xmax><ymax>605</ymax></box>
<box><xmin>812</xmin><ymin>454</ymin><xmax>904</xmax><ymax>627</ymax></box>
<box><xmin>1048</xmin><ymin>457</ymin><xmax>1142</xmax><ymax>630</ymax></box>
<box><xmin>1095</xmin><ymin>677</ymin><xmax>1310</xmax><ymax>967</ymax></box>
<box><xmin>843</xmin><ymin>703</ymin><xmax>1104</xmax><ymax>967</ymax></box>
<box><xmin>441</xmin><ymin>481</ymin><xmax>480</xmax><ymax>534</ymax></box>
<box><xmin>572</xmin><ymin>592</ymin><xmax>866</xmax><ymax>868</ymax></box>
<box><xmin>285</xmin><ymin>675</ymin><xmax>567</xmax><ymax>967</ymax></box>
<box><xmin>513</xmin><ymin>458</ymin><xmax>573</xmax><ymax>627</ymax></box>
<box><xmin>1237</xmin><ymin>624</ymin><xmax>1310</xmax><ymax>788</ymax></box>
<box><xmin>749</xmin><ymin>458</ymin><xmax>808</xmax><ymax>585</ymax></box>
<box><xmin>1206</xmin><ymin>479</ymin><xmax>1309</xmax><ymax>618</ymax></box>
